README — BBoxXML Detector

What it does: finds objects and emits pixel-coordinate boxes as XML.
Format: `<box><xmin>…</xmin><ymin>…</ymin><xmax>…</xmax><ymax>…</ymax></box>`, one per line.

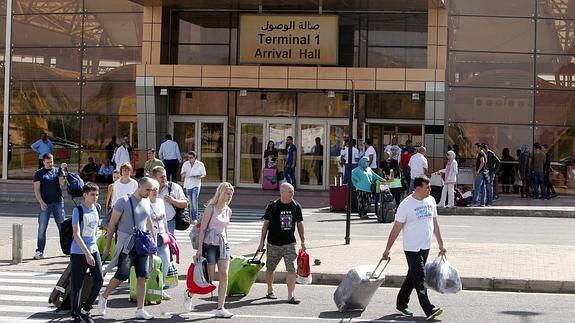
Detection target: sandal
<box><xmin>287</xmin><ymin>297</ymin><xmax>301</xmax><ymax>304</ymax></box>
<box><xmin>266</xmin><ymin>292</ymin><xmax>277</xmax><ymax>299</ymax></box>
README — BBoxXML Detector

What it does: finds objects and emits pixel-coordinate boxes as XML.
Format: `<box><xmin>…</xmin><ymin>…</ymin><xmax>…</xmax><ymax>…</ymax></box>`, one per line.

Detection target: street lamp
<box><xmin>345</xmin><ymin>80</ymin><xmax>355</xmax><ymax>245</ymax></box>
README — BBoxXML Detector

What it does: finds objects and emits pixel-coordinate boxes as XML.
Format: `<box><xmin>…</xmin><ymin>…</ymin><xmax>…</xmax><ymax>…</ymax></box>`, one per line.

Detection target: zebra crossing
<box><xmin>173</xmin><ymin>208</ymin><xmax>265</xmax><ymax>245</ymax></box>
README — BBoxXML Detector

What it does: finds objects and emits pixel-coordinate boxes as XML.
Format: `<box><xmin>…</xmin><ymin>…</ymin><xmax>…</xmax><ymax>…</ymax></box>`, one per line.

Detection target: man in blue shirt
<box><xmin>31</xmin><ymin>132</ymin><xmax>54</xmax><ymax>169</ymax></box>
<box><xmin>158</xmin><ymin>134</ymin><xmax>182</xmax><ymax>182</ymax></box>
<box><xmin>284</xmin><ymin>136</ymin><xmax>297</xmax><ymax>188</ymax></box>
<box><xmin>32</xmin><ymin>153</ymin><xmax>67</xmax><ymax>260</ymax></box>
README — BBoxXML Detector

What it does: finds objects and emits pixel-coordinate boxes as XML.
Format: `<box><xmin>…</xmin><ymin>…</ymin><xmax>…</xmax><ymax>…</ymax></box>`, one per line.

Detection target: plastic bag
<box><xmin>424</xmin><ymin>256</ymin><xmax>462</xmax><ymax>294</ymax></box>
<box><xmin>296</xmin><ymin>249</ymin><xmax>312</xmax><ymax>284</ymax></box>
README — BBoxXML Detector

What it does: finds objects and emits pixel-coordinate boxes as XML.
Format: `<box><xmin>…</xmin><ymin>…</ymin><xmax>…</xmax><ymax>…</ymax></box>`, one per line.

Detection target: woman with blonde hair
<box><xmin>184</xmin><ymin>182</ymin><xmax>234</xmax><ymax>318</ymax></box>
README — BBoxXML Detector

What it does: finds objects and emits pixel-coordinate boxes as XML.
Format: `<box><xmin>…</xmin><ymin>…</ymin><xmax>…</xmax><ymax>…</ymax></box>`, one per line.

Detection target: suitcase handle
<box><xmin>249</xmin><ymin>249</ymin><xmax>266</xmax><ymax>264</ymax></box>
<box><xmin>370</xmin><ymin>258</ymin><xmax>390</xmax><ymax>279</ymax></box>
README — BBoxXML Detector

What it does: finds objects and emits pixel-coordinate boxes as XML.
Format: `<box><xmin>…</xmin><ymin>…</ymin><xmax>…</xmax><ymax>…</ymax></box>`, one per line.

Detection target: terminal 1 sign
<box><xmin>239</xmin><ymin>15</ymin><xmax>338</xmax><ymax>65</ymax></box>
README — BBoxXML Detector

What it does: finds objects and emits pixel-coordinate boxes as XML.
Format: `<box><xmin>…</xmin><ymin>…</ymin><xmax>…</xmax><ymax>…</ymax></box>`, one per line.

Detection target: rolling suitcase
<box><xmin>333</xmin><ymin>258</ymin><xmax>389</xmax><ymax>312</ymax></box>
<box><xmin>377</xmin><ymin>190</ymin><xmax>396</xmax><ymax>223</ymax></box>
<box><xmin>129</xmin><ymin>255</ymin><xmax>163</xmax><ymax>304</ymax></box>
<box><xmin>262</xmin><ymin>168</ymin><xmax>278</xmax><ymax>190</ymax></box>
<box><xmin>49</xmin><ymin>262</ymin><xmax>93</xmax><ymax>311</ymax></box>
<box><xmin>227</xmin><ymin>249</ymin><xmax>265</xmax><ymax>296</ymax></box>
<box><xmin>329</xmin><ymin>184</ymin><xmax>347</xmax><ymax>211</ymax></box>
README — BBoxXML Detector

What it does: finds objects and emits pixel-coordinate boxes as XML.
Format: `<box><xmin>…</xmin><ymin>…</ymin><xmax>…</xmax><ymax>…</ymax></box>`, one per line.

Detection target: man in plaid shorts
<box><xmin>258</xmin><ymin>182</ymin><xmax>306</xmax><ymax>304</ymax></box>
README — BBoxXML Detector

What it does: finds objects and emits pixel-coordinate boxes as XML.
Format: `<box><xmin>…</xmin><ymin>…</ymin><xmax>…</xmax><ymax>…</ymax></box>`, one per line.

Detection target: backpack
<box><xmin>60</xmin><ymin>205</ymin><xmax>84</xmax><ymax>255</ymax></box>
<box><xmin>64</xmin><ymin>169</ymin><xmax>84</xmax><ymax>198</ymax></box>
<box><xmin>168</xmin><ymin>182</ymin><xmax>191</xmax><ymax>231</ymax></box>
<box><xmin>486</xmin><ymin>150</ymin><xmax>501</xmax><ymax>174</ymax></box>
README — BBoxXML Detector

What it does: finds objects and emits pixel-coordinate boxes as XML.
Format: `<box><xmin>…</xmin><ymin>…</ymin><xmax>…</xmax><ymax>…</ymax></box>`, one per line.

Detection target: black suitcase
<box><xmin>377</xmin><ymin>190</ymin><xmax>396</xmax><ymax>223</ymax></box>
<box><xmin>430</xmin><ymin>186</ymin><xmax>442</xmax><ymax>204</ymax></box>
<box><xmin>49</xmin><ymin>263</ymin><xmax>93</xmax><ymax>311</ymax></box>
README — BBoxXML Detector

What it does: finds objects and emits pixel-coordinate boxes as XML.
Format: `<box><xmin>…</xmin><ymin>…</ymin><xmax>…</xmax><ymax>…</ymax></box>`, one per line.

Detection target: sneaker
<box><xmin>183</xmin><ymin>291</ymin><xmax>193</xmax><ymax>312</ymax></box>
<box><xmin>97</xmin><ymin>292</ymin><xmax>107</xmax><ymax>316</ymax></box>
<box><xmin>80</xmin><ymin>309</ymin><xmax>95</xmax><ymax>323</ymax></box>
<box><xmin>215</xmin><ymin>307</ymin><xmax>234</xmax><ymax>318</ymax></box>
<box><xmin>427</xmin><ymin>307</ymin><xmax>443</xmax><ymax>321</ymax></box>
<box><xmin>162</xmin><ymin>291</ymin><xmax>171</xmax><ymax>300</ymax></box>
<box><xmin>33</xmin><ymin>251</ymin><xmax>43</xmax><ymax>260</ymax></box>
<box><xmin>266</xmin><ymin>292</ymin><xmax>277</xmax><ymax>299</ymax></box>
<box><xmin>135</xmin><ymin>308</ymin><xmax>153</xmax><ymax>320</ymax></box>
<box><xmin>287</xmin><ymin>297</ymin><xmax>301</xmax><ymax>304</ymax></box>
<box><xmin>396</xmin><ymin>307</ymin><xmax>414</xmax><ymax>317</ymax></box>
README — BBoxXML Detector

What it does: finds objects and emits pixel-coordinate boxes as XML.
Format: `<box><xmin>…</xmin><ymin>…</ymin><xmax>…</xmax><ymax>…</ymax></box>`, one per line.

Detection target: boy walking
<box><xmin>70</xmin><ymin>182</ymin><xmax>104</xmax><ymax>323</ymax></box>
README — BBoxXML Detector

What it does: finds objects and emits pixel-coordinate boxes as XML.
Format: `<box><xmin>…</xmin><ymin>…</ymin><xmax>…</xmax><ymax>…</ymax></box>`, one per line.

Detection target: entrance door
<box><xmin>236</xmin><ymin>118</ymin><xmax>294</xmax><ymax>187</ymax></box>
<box><xmin>298</xmin><ymin>119</ymin><xmax>349</xmax><ymax>190</ymax></box>
<box><xmin>170</xmin><ymin>117</ymin><xmax>227</xmax><ymax>185</ymax></box>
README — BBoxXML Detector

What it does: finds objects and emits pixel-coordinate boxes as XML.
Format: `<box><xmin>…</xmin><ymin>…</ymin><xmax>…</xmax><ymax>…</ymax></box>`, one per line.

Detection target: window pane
<box><xmin>14</xmin><ymin>0</ymin><xmax>83</xmax><ymax>14</ymax></box>
<box><xmin>368</xmin><ymin>13</ymin><xmax>427</xmax><ymax>47</ymax></box>
<box><xmin>11</xmin><ymin>47</ymin><xmax>81</xmax><ymax>80</ymax></box>
<box><xmin>298</xmin><ymin>93</ymin><xmax>349</xmax><ymax>117</ymax></box>
<box><xmin>13</xmin><ymin>14</ymin><xmax>83</xmax><ymax>47</ymax></box>
<box><xmin>177</xmin><ymin>12</ymin><xmax>231</xmax><ymax>44</ymax></box>
<box><xmin>449</xmin><ymin>16</ymin><xmax>534</xmax><ymax>53</ymax></box>
<box><xmin>83</xmin><ymin>47</ymin><xmax>140</xmax><ymax>80</ymax></box>
<box><xmin>448</xmin><ymin>0</ymin><xmax>535</xmax><ymax>17</ymax></box>
<box><xmin>536</xmin><ymin>54</ymin><xmax>575</xmax><ymax>90</ymax></box>
<box><xmin>366</xmin><ymin>93</ymin><xmax>425</xmax><ymax>119</ymax></box>
<box><xmin>538</xmin><ymin>0</ymin><xmax>575</xmax><ymax>19</ymax></box>
<box><xmin>84</xmin><ymin>0</ymin><xmax>143</xmax><ymax>12</ymax></box>
<box><xmin>448</xmin><ymin>123</ymin><xmax>533</xmax><ymax>164</ymax></box>
<box><xmin>82</xmin><ymin>81</ymin><xmax>135</xmax><ymax>115</ymax></box>
<box><xmin>537</xmin><ymin>19</ymin><xmax>575</xmax><ymax>54</ymax></box>
<box><xmin>448</xmin><ymin>51</ymin><xmax>534</xmax><ymax>89</ymax></box>
<box><xmin>8</xmin><ymin>147</ymin><xmax>80</xmax><ymax>179</ymax></box>
<box><xmin>237</xmin><ymin>92</ymin><xmax>296</xmax><ymax>116</ymax></box>
<box><xmin>170</xmin><ymin>91</ymin><xmax>228</xmax><ymax>115</ymax></box>
<box><xmin>11</xmin><ymin>81</ymin><xmax>80</xmax><ymax>114</ymax></box>
<box><xmin>81</xmin><ymin>115</ymin><xmax>138</xmax><ymax>149</ymax></box>
<box><xmin>83</xmin><ymin>13</ymin><xmax>143</xmax><ymax>47</ymax></box>
<box><xmin>447</xmin><ymin>87</ymin><xmax>533</xmax><ymax>124</ymax></box>
<box><xmin>367</xmin><ymin>47</ymin><xmax>426</xmax><ymax>68</ymax></box>
<box><xmin>535</xmin><ymin>90</ymin><xmax>575</xmax><ymax>126</ymax></box>
<box><xmin>175</xmin><ymin>44</ymin><xmax>230</xmax><ymax>65</ymax></box>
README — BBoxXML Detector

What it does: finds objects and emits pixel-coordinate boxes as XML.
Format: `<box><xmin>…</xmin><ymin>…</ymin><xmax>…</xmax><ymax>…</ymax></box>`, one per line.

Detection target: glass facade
<box><xmin>4</xmin><ymin>0</ymin><xmax>142</xmax><ymax>179</ymax></box>
<box><xmin>447</xmin><ymin>0</ymin><xmax>575</xmax><ymax>193</ymax></box>
<box><xmin>169</xmin><ymin>11</ymin><xmax>427</xmax><ymax>68</ymax></box>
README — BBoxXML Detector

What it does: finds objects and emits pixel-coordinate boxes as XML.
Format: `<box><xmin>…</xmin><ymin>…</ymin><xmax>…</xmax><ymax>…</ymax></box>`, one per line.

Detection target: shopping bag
<box><xmin>165</xmin><ymin>263</ymin><xmax>179</xmax><ymax>288</ymax></box>
<box><xmin>296</xmin><ymin>249</ymin><xmax>312</xmax><ymax>284</ymax></box>
<box><xmin>424</xmin><ymin>255</ymin><xmax>462</xmax><ymax>294</ymax></box>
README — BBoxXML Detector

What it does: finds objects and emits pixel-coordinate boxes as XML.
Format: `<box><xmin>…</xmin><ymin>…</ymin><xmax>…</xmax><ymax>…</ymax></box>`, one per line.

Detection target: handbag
<box><xmin>190</xmin><ymin>205</ymin><xmax>215</xmax><ymax>250</ymax></box>
<box><xmin>129</xmin><ymin>196</ymin><xmax>157</xmax><ymax>257</ymax></box>
<box><xmin>168</xmin><ymin>182</ymin><xmax>191</xmax><ymax>231</ymax></box>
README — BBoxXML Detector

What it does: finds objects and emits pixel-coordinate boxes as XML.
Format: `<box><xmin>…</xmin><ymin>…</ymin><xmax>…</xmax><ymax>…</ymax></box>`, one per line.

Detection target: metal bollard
<box><xmin>12</xmin><ymin>223</ymin><xmax>23</xmax><ymax>264</ymax></box>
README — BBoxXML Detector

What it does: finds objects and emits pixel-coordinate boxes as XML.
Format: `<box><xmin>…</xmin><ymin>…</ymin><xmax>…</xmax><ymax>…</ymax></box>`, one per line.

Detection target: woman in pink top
<box><xmin>184</xmin><ymin>182</ymin><xmax>234</xmax><ymax>318</ymax></box>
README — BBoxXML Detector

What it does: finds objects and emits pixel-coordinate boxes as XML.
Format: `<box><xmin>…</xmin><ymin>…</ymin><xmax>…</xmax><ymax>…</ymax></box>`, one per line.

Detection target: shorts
<box><xmin>202</xmin><ymin>243</ymin><xmax>230</xmax><ymax>265</ymax></box>
<box><xmin>113</xmin><ymin>249</ymin><xmax>150</xmax><ymax>281</ymax></box>
<box><xmin>266</xmin><ymin>242</ymin><xmax>297</xmax><ymax>273</ymax></box>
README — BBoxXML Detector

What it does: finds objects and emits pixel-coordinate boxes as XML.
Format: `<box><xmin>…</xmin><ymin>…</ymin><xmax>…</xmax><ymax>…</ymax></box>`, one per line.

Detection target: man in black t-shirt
<box><xmin>258</xmin><ymin>183</ymin><xmax>306</xmax><ymax>305</ymax></box>
<box><xmin>472</xmin><ymin>143</ymin><xmax>488</xmax><ymax>206</ymax></box>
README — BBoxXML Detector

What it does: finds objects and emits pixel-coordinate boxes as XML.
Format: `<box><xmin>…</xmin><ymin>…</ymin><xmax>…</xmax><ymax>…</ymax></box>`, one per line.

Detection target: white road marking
<box><xmin>0</xmin><ymin>272</ymin><xmax>62</xmax><ymax>278</ymax></box>
<box><xmin>0</xmin><ymin>278</ymin><xmax>58</xmax><ymax>285</ymax></box>
<box><xmin>0</xmin><ymin>286</ymin><xmax>53</xmax><ymax>293</ymax></box>
<box><xmin>0</xmin><ymin>294</ymin><xmax>47</xmax><ymax>302</ymax></box>
<box><xmin>0</xmin><ymin>316</ymin><xmax>50</xmax><ymax>323</ymax></box>
<box><xmin>178</xmin><ymin>312</ymin><xmax>415</xmax><ymax>322</ymax></box>
<box><xmin>0</xmin><ymin>305</ymin><xmax>53</xmax><ymax>314</ymax></box>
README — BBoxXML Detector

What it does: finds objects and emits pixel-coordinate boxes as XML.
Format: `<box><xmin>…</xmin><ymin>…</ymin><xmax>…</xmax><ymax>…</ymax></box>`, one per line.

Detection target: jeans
<box><xmin>408</xmin><ymin>180</ymin><xmax>415</xmax><ymax>194</ymax></box>
<box><xmin>533</xmin><ymin>170</ymin><xmax>546</xmax><ymax>198</ymax></box>
<box><xmin>36</xmin><ymin>199</ymin><xmax>65</xmax><ymax>253</ymax></box>
<box><xmin>187</xmin><ymin>187</ymin><xmax>200</xmax><ymax>221</ymax></box>
<box><xmin>164</xmin><ymin>159</ymin><xmax>179</xmax><ymax>182</ymax></box>
<box><xmin>70</xmin><ymin>252</ymin><xmax>104</xmax><ymax>318</ymax></box>
<box><xmin>397</xmin><ymin>249</ymin><xmax>435</xmax><ymax>316</ymax></box>
<box><xmin>156</xmin><ymin>234</ymin><xmax>170</xmax><ymax>282</ymax></box>
<box><xmin>167</xmin><ymin>218</ymin><xmax>176</xmax><ymax>235</ymax></box>
<box><xmin>284</xmin><ymin>167</ymin><xmax>296</xmax><ymax>186</ymax></box>
<box><xmin>544</xmin><ymin>171</ymin><xmax>556</xmax><ymax>197</ymax></box>
<box><xmin>472</xmin><ymin>174</ymin><xmax>486</xmax><ymax>206</ymax></box>
<box><xmin>342</xmin><ymin>164</ymin><xmax>358</xmax><ymax>185</ymax></box>
<box><xmin>486</xmin><ymin>172</ymin><xmax>495</xmax><ymax>204</ymax></box>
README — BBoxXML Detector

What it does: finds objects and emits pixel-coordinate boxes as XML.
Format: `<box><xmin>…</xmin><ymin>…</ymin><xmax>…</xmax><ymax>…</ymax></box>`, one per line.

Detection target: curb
<box><xmin>437</xmin><ymin>207</ymin><xmax>575</xmax><ymax>218</ymax></box>
<box><xmin>175</xmin><ymin>272</ymin><xmax>575</xmax><ymax>294</ymax></box>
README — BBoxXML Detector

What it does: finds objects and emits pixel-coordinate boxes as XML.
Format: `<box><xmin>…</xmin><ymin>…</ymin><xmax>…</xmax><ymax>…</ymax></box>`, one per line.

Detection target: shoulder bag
<box><xmin>190</xmin><ymin>205</ymin><xmax>215</xmax><ymax>250</ymax></box>
<box><xmin>129</xmin><ymin>195</ymin><xmax>157</xmax><ymax>256</ymax></box>
<box><xmin>168</xmin><ymin>182</ymin><xmax>191</xmax><ymax>231</ymax></box>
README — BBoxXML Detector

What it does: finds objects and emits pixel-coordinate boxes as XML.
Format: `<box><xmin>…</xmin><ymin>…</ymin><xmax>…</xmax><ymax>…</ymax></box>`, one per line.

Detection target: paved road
<box><xmin>0</xmin><ymin>272</ymin><xmax>573</xmax><ymax>322</ymax></box>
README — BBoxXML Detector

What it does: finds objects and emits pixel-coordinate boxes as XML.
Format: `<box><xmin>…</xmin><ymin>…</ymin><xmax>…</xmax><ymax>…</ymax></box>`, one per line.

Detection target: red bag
<box><xmin>296</xmin><ymin>249</ymin><xmax>312</xmax><ymax>284</ymax></box>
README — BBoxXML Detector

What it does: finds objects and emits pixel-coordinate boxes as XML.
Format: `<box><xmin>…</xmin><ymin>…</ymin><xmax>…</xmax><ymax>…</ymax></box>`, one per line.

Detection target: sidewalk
<box><xmin>1</xmin><ymin>220</ymin><xmax>574</xmax><ymax>294</ymax></box>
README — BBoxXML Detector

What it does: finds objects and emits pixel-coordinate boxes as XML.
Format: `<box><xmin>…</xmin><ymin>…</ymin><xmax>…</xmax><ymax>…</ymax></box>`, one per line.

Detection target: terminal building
<box><xmin>0</xmin><ymin>0</ymin><xmax>574</xmax><ymax>194</ymax></box>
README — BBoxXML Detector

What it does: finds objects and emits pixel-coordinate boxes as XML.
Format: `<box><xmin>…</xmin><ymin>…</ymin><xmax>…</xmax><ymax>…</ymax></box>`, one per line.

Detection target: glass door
<box><xmin>328</xmin><ymin>123</ymin><xmax>350</xmax><ymax>187</ymax></box>
<box><xmin>169</xmin><ymin>116</ymin><xmax>227</xmax><ymax>185</ymax></box>
<box><xmin>236</xmin><ymin>118</ymin><xmax>294</xmax><ymax>187</ymax></box>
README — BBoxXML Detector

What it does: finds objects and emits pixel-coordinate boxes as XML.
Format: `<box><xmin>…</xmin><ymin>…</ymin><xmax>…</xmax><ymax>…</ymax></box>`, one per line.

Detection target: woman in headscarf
<box><xmin>436</xmin><ymin>150</ymin><xmax>458</xmax><ymax>207</ymax></box>
<box><xmin>352</xmin><ymin>156</ymin><xmax>384</xmax><ymax>218</ymax></box>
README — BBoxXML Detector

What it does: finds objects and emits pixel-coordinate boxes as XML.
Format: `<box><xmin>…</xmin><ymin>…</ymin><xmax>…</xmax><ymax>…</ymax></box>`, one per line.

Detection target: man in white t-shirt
<box><xmin>340</xmin><ymin>139</ymin><xmax>360</xmax><ymax>184</ymax></box>
<box><xmin>385</xmin><ymin>137</ymin><xmax>402</xmax><ymax>161</ymax></box>
<box><xmin>152</xmin><ymin>166</ymin><xmax>188</xmax><ymax>234</ymax></box>
<box><xmin>363</xmin><ymin>138</ymin><xmax>378</xmax><ymax>173</ymax></box>
<box><xmin>408</xmin><ymin>146</ymin><xmax>428</xmax><ymax>193</ymax></box>
<box><xmin>382</xmin><ymin>176</ymin><xmax>446</xmax><ymax>321</ymax></box>
<box><xmin>180</xmin><ymin>151</ymin><xmax>207</xmax><ymax>222</ymax></box>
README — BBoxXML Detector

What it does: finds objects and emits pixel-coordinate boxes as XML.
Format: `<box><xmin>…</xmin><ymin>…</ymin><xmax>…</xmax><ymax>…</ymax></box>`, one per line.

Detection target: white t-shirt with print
<box><xmin>408</xmin><ymin>153</ymin><xmax>428</xmax><ymax>179</ymax></box>
<box><xmin>394</xmin><ymin>195</ymin><xmax>437</xmax><ymax>252</ymax></box>
<box><xmin>364</xmin><ymin>146</ymin><xmax>377</xmax><ymax>168</ymax></box>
